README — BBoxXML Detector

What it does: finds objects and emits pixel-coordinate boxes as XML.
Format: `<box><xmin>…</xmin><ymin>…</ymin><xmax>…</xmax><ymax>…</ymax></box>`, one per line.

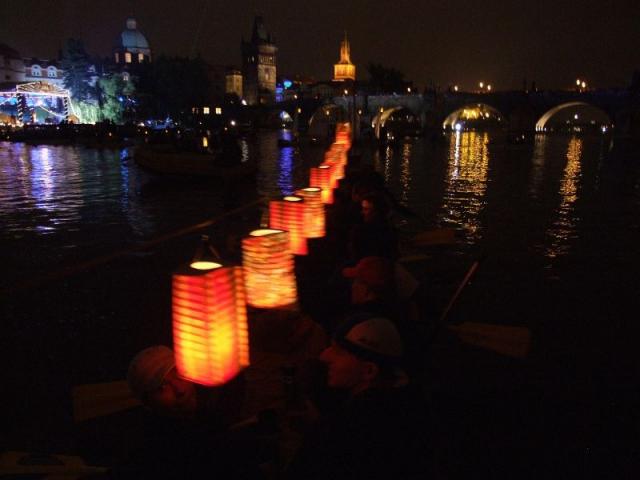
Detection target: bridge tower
<box><xmin>242</xmin><ymin>15</ymin><xmax>277</xmax><ymax>105</ymax></box>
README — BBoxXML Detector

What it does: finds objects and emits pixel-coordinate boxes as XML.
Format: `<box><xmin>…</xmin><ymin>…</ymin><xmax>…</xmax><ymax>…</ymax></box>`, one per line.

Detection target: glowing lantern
<box><xmin>310</xmin><ymin>164</ymin><xmax>334</xmax><ymax>204</ymax></box>
<box><xmin>269</xmin><ymin>195</ymin><xmax>308</xmax><ymax>255</ymax></box>
<box><xmin>172</xmin><ymin>264</ymin><xmax>249</xmax><ymax>386</ymax></box>
<box><xmin>242</xmin><ymin>229</ymin><xmax>298</xmax><ymax>308</ymax></box>
<box><xmin>296</xmin><ymin>187</ymin><xmax>325</xmax><ymax>238</ymax></box>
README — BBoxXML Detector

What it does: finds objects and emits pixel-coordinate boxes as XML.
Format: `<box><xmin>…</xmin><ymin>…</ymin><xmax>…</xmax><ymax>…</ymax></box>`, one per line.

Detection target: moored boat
<box><xmin>133</xmin><ymin>144</ymin><xmax>256</xmax><ymax>179</ymax></box>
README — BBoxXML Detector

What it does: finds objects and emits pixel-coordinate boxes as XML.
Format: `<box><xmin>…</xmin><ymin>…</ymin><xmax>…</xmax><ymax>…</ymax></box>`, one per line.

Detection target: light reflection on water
<box><xmin>1</xmin><ymin>132</ymin><xmax>637</xmax><ymax>274</ymax></box>
<box><xmin>545</xmin><ymin>136</ymin><xmax>583</xmax><ymax>259</ymax></box>
<box><xmin>439</xmin><ymin>131</ymin><xmax>490</xmax><ymax>241</ymax></box>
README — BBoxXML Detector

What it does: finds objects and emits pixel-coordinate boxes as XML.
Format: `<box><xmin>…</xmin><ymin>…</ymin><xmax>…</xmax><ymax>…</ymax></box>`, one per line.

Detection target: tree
<box><xmin>366</xmin><ymin>63</ymin><xmax>407</xmax><ymax>94</ymax></box>
<box><xmin>97</xmin><ymin>74</ymin><xmax>135</xmax><ymax>124</ymax></box>
<box><xmin>61</xmin><ymin>38</ymin><xmax>94</xmax><ymax>101</ymax></box>
<box><xmin>136</xmin><ymin>55</ymin><xmax>211</xmax><ymax>121</ymax></box>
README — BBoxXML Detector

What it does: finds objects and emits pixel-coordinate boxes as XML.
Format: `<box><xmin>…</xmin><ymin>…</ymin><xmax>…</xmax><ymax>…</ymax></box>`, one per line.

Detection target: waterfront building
<box><xmin>113</xmin><ymin>17</ymin><xmax>152</xmax><ymax>69</ymax></box>
<box><xmin>333</xmin><ymin>33</ymin><xmax>356</xmax><ymax>82</ymax></box>
<box><xmin>0</xmin><ymin>44</ymin><xmax>70</xmax><ymax>125</ymax></box>
<box><xmin>226</xmin><ymin>69</ymin><xmax>243</xmax><ymax>99</ymax></box>
<box><xmin>23</xmin><ymin>57</ymin><xmax>65</xmax><ymax>88</ymax></box>
<box><xmin>241</xmin><ymin>16</ymin><xmax>277</xmax><ymax>105</ymax></box>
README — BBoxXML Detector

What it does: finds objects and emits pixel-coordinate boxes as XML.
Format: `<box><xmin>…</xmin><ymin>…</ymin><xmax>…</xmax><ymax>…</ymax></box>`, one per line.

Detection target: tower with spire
<box><xmin>241</xmin><ymin>15</ymin><xmax>277</xmax><ymax>105</ymax></box>
<box><xmin>333</xmin><ymin>32</ymin><xmax>356</xmax><ymax>82</ymax></box>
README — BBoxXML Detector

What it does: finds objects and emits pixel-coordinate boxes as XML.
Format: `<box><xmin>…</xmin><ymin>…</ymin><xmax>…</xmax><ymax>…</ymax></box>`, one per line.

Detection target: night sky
<box><xmin>2</xmin><ymin>0</ymin><xmax>639</xmax><ymax>90</ymax></box>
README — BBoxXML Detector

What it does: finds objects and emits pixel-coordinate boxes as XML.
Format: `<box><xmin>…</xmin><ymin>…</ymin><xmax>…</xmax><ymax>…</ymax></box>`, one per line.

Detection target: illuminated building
<box><xmin>241</xmin><ymin>16</ymin><xmax>277</xmax><ymax>105</ymax></box>
<box><xmin>113</xmin><ymin>18</ymin><xmax>152</xmax><ymax>68</ymax></box>
<box><xmin>0</xmin><ymin>44</ymin><xmax>70</xmax><ymax>125</ymax></box>
<box><xmin>225</xmin><ymin>69</ymin><xmax>243</xmax><ymax>99</ymax></box>
<box><xmin>333</xmin><ymin>32</ymin><xmax>356</xmax><ymax>82</ymax></box>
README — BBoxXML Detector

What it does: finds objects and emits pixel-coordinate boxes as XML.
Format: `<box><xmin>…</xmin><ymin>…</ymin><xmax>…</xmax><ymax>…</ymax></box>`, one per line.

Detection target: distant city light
<box><xmin>576</xmin><ymin>79</ymin><xmax>581</xmax><ymax>86</ymax></box>
<box><xmin>283</xmin><ymin>80</ymin><xmax>293</xmax><ymax>89</ymax></box>
<box><xmin>230</xmin><ymin>120</ymin><xmax>236</xmax><ymax>126</ymax></box>
<box><xmin>581</xmin><ymin>81</ymin><xmax>586</xmax><ymax>89</ymax></box>
<box><xmin>574</xmin><ymin>114</ymin><xmax>579</xmax><ymax>119</ymax></box>
<box><xmin>407</xmin><ymin>87</ymin><xmax>411</xmax><ymax>93</ymax></box>
<box><xmin>344</xmin><ymin>89</ymin><xmax>349</xmax><ymax>95</ymax></box>
<box><xmin>479</xmin><ymin>82</ymin><xmax>484</xmax><ymax>89</ymax></box>
<box><xmin>203</xmin><ymin>107</ymin><xmax>210</xmax><ymax>115</ymax></box>
<box><xmin>487</xmin><ymin>84</ymin><xmax>492</xmax><ymax>91</ymax></box>
<box><xmin>215</xmin><ymin>107</ymin><xmax>222</xmax><ymax>115</ymax></box>
<box><xmin>454</xmin><ymin>85</ymin><xmax>459</xmax><ymax>92</ymax></box>
<box><xmin>241</xmin><ymin>99</ymin><xmax>247</xmax><ymax>106</ymax></box>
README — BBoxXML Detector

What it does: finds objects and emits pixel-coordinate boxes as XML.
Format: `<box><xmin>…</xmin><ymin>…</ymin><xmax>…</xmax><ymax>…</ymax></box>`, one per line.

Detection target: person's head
<box><xmin>351</xmin><ymin>170</ymin><xmax>385</xmax><ymax>203</ymax></box>
<box><xmin>127</xmin><ymin>345</ymin><xmax>198</xmax><ymax>419</ymax></box>
<box><xmin>360</xmin><ymin>193</ymin><xmax>389</xmax><ymax>223</ymax></box>
<box><xmin>343</xmin><ymin>256</ymin><xmax>397</xmax><ymax>305</ymax></box>
<box><xmin>319</xmin><ymin>316</ymin><xmax>406</xmax><ymax>396</ymax></box>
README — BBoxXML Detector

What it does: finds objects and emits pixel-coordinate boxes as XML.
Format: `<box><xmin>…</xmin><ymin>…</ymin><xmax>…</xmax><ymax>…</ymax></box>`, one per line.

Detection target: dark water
<box><xmin>2</xmin><ymin>131</ymin><xmax>639</xmax><ymax>469</ymax></box>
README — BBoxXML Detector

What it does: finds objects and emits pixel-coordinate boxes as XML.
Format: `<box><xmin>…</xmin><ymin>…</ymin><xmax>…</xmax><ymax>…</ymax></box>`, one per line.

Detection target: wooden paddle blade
<box><xmin>447</xmin><ymin>322</ymin><xmax>532</xmax><ymax>359</ymax></box>
<box><xmin>72</xmin><ymin>380</ymin><xmax>141</xmax><ymax>422</ymax></box>
<box><xmin>411</xmin><ymin>228</ymin><xmax>456</xmax><ymax>247</ymax></box>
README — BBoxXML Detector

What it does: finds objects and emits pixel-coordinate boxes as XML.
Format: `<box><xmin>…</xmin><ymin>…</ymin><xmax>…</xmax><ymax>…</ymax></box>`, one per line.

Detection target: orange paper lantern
<box><xmin>242</xmin><ymin>229</ymin><xmax>298</xmax><ymax>308</ymax></box>
<box><xmin>269</xmin><ymin>195</ymin><xmax>308</xmax><ymax>255</ymax></box>
<box><xmin>296</xmin><ymin>187</ymin><xmax>325</xmax><ymax>238</ymax></box>
<box><xmin>172</xmin><ymin>264</ymin><xmax>250</xmax><ymax>386</ymax></box>
<box><xmin>310</xmin><ymin>164</ymin><xmax>334</xmax><ymax>204</ymax></box>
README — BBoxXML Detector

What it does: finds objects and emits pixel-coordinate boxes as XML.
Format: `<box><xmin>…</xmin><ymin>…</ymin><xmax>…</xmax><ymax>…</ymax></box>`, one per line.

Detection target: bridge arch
<box><xmin>442</xmin><ymin>104</ymin><xmax>505</xmax><ymax>130</ymax></box>
<box><xmin>308</xmin><ymin>103</ymin><xmax>346</xmax><ymax>140</ymax></box>
<box><xmin>535</xmin><ymin>102</ymin><xmax>612</xmax><ymax>132</ymax></box>
<box><xmin>371</xmin><ymin>106</ymin><xmax>420</xmax><ymax>140</ymax></box>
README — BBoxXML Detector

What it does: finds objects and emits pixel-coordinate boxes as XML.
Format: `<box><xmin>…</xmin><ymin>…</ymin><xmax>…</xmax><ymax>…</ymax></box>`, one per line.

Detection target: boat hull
<box><xmin>134</xmin><ymin>146</ymin><xmax>255</xmax><ymax>179</ymax></box>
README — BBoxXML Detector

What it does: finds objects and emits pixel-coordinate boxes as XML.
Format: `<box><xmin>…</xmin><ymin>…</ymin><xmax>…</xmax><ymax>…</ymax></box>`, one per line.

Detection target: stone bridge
<box><xmin>328</xmin><ymin>89</ymin><xmax>635</xmax><ymax>135</ymax></box>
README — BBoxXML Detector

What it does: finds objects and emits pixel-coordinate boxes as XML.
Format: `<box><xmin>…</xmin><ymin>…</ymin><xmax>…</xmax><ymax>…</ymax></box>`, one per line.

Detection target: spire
<box><xmin>333</xmin><ymin>31</ymin><xmax>356</xmax><ymax>81</ymax></box>
<box><xmin>339</xmin><ymin>31</ymin><xmax>351</xmax><ymax>64</ymax></box>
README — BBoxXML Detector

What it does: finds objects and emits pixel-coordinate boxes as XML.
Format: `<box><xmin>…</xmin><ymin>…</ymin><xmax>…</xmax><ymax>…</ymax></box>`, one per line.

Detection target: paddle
<box><xmin>410</xmin><ymin>227</ymin><xmax>457</xmax><ymax>247</ymax></box>
<box><xmin>434</xmin><ymin>257</ymin><xmax>532</xmax><ymax>359</ymax></box>
<box><xmin>72</xmin><ymin>380</ymin><xmax>141</xmax><ymax>422</ymax></box>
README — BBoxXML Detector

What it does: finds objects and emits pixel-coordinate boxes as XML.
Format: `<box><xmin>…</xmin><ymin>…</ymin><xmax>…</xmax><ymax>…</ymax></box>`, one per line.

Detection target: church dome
<box><xmin>118</xmin><ymin>17</ymin><xmax>150</xmax><ymax>50</ymax></box>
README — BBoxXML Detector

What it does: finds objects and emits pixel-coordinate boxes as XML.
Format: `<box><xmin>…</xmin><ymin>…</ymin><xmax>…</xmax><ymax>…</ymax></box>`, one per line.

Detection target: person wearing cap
<box><xmin>286</xmin><ymin>316</ymin><xmax>432</xmax><ymax>479</ymax></box>
<box><xmin>127</xmin><ymin>345</ymin><xmax>198</xmax><ymax>420</ymax></box>
<box><xmin>342</xmin><ymin>256</ymin><xmax>423</xmax><ymax>365</ymax></box>
<box><xmin>348</xmin><ymin>192</ymin><xmax>399</xmax><ymax>263</ymax></box>
<box><xmin>111</xmin><ymin>346</ymin><xmax>263</xmax><ymax>479</ymax></box>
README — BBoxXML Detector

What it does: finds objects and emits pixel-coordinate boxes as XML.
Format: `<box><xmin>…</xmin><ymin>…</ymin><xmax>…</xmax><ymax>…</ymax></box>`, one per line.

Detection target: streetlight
<box><xmin>487</xmin><ymin>84</ymin><xmax>492</xmax><ymax>92</ymax></box>
<box><xmin>479</xmin><ymin>81</ymin><xmax>484</xmax><ymax>89</ymax></box>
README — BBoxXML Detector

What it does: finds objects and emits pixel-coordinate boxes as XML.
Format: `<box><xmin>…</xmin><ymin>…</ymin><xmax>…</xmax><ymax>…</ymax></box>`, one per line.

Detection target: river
<box><xmin>1</xmin><ymin>130</ymin><xmax>639</xmax><ymax>468</ymax></box>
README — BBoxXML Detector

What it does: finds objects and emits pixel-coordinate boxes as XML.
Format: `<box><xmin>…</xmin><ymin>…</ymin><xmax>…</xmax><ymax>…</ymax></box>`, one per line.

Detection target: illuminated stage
<box><xmin>0</xmin><ymin>81</ymin><xmax>72</xmax><ymax>125</ymax></box>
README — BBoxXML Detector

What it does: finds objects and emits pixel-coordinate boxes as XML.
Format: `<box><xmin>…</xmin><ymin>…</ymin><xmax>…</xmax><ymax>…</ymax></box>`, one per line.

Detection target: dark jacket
<box><xmin>287</xmin><ymin>384</ymin><xmax>432</xmax><ymax>479</ymax></box>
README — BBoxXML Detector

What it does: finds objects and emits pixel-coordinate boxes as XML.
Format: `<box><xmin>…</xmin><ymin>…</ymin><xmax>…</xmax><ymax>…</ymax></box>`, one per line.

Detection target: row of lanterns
<box><xmin>172</xmin><ymin>123</ymin><xmax>352</xmax><ymax>386</ymax></box>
